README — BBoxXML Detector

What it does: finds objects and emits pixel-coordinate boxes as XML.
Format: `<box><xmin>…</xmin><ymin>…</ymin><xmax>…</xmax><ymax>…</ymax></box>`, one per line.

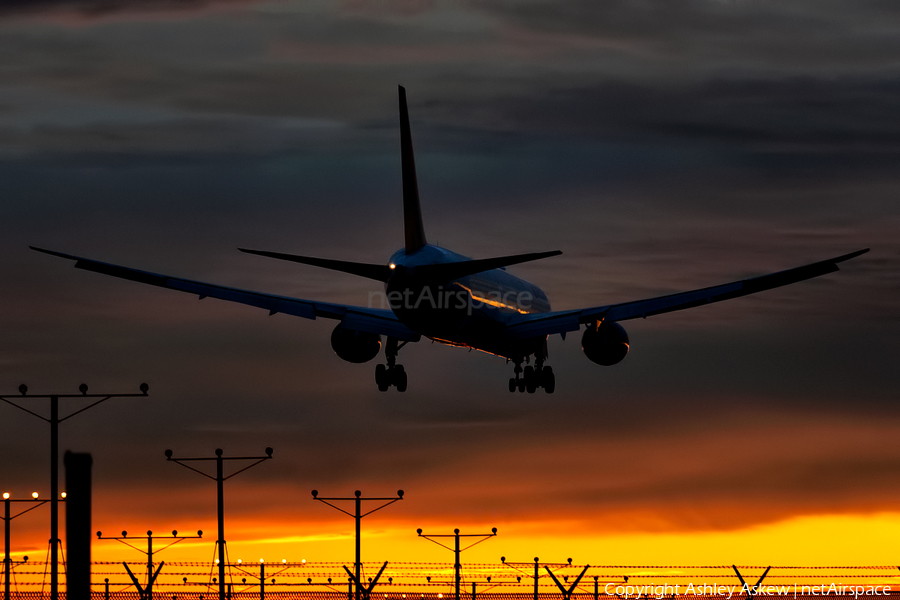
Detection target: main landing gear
<box><xmin>376</xmin><ymin>337</ymin><xmax>408</xmax><ymax>392</ymax></box>
<box><xmin>508</xmin><ymin>357</ymin><xmax>555</xmax><ymax>394</ymax></box>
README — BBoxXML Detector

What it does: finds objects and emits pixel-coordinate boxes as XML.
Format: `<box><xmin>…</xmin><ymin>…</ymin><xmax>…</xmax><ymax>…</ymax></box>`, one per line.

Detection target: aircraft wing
<box><xmin>30</xmin><ymin>247</ymin><xmax>421</xmax><ymax>342</ymax></box>
<box><xmin>504</xmin><ymin>248</ymin><xmax>869</xmax><ymax>340</ymax></box>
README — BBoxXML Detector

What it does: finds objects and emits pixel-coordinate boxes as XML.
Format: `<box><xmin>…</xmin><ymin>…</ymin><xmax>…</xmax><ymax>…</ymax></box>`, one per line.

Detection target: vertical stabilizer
<box><xmin>399</xmin><ymin>86</ymin><xmax>428</xmax><ymax>253</ymax></box>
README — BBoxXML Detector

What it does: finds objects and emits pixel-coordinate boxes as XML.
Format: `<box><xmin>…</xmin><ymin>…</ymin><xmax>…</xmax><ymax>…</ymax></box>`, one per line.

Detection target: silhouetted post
<box><xmin>501</xmin><ymin>557</ymin><xmax>540</xmax><ymax>600</ymax></box>
<box><xmin>50</xmin><ymin>395</ymin><xmax>58</xmax><ymax>600</ymax></box>
<box><xmin>593</xmin><ymin>576</ymin><xmax>598</xmax><ymax>600</ymax></box>
<box><xmin>64</xmin><ymin>452</ymin><xmax>92</xmax><ymax>600</ymax></box>
<box><xmin>312</xmin><ymin>490</ymin><xmax>403</xmax><ymax>600</ymax></box>
<box><xmin>217</xmin><ymin>451</ymin><xmax>225</xmax><ymax>593</ymax></box>
<box><xmin>416</xmin><ymin>528</ymin><xmax>497</xmax><ymax>600</ymax></box>
<box><xmin>455</xmin><ymin>532</ymin><xmax>460</xmax><ymax>599</ymax></box>
<box><xmin>0</xmin><ymin>383</ymin><xmax>149</xmax><ymax>600</ymax></box>
<box><xmin>234</xmin><ymin>558</ymin><xmax>290</xmax><ymax>600</ymax></box>
<box><xmin>355</xmin><ymin>493</ymin><xmax>360</xmax><ymax>595</ymax></box>
<box><xmin>166</xmin><ymin>448</ymin><xmax>273</xmax><ymax>600</ymax></box>
<box><xmin>104</xmin><ymin>578</ymin><xmax>110</xmax><ymax>600</ymax></box>
<box><xmin>3</xmin><ymin>496</ymin><xmax>7</xmax><ymax>600</ymax></box>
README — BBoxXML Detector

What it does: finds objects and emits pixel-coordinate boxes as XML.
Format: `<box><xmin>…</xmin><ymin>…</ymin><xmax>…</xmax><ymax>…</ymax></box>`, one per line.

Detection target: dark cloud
<box><xmin>475</xmin><ymin>0</ymin><xmax>900</xmax><ymax>73</ymax></box>
<box><xmin>0</xmin><ymin>0</ymin><xmax>259</xmax><ymax>20</ymax></box>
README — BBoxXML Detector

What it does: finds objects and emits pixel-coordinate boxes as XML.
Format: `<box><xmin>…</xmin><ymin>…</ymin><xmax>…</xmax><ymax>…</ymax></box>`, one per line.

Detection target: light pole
<box><xmin>233</xmin><ymin>558</ymin><xmax>290</xmax><ymax>600</ymax></box>
<box><xmin>311</xmin><ymin>489</ymin><xmax>404</xmax><ymax>600</ymax></box>
<box><xmin>2</xmin><ymin>491</ymin><xmax>48</xmax><ymax>600</ymax></box>
<box><xmin>502</xmin><ymin>557</ymin><xmax>588</xmax><ymax>600</ymax></box>
<box><xmin>0</xmin><ymin>383</ymin><xmax>149</xmax><ymax>600</ymax></box>
<box><xmin>416</xmin><ymin>527</ymin><xmax>497</xmax><ymax>600</ymax></box>
<box><xmin>165</xmin><ymin>448</ymin><xmax>273</xmax><ymax>600</ymax></box>
<box><xmin>96</xmin><ymin>529</ymin><xmax>202</xmax><ymax>600</ymax></box>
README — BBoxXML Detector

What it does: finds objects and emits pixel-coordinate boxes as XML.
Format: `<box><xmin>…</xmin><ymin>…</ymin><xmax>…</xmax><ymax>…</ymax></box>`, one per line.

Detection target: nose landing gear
<box><xmin>375</xmin><ymin>337</ymin><xmax>408</xmax><ymax>392</ymax></box>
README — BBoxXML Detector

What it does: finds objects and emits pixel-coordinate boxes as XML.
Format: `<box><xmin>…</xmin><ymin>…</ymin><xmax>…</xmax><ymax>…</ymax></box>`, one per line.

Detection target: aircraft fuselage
<box><xmin>385</xmin><ymin>244</ymin><xmax>551</xmax><ymax>360</ymax></box>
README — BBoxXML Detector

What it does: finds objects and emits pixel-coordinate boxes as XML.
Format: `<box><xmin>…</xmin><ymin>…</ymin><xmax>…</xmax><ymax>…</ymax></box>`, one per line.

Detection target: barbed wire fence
<box><xmin>3</xmin><ymin>561</ymin><xmax>900</xmax><ymax>599</ymax></box>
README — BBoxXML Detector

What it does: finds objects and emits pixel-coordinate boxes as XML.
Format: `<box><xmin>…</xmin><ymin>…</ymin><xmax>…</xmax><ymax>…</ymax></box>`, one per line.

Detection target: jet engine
<box><xmin>330</xmin><ymin>325</ymin><xmax>382</xmax><ymax>363</ymax></box>
<box><xmin>581</xmin><ymin>321</ymin><xmax>629</xmax><ymax>366</ymax></box>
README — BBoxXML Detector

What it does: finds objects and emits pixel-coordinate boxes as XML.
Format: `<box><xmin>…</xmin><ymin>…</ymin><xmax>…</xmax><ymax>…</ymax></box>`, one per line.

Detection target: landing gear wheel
<box><xmin>517</xmin><ymin>379</ymin><xmax>526</xmax><ymax>393</ymax></box>
<box><xmin>394</xmin><ymin>365</ymin><xmax>408</xmax><ymax>392</ymax></box>
<box><xmin>376</xmin><ymin>337</ymin><xmax>410</xmax><ymax>391</ymax></box>
<box><xmin>542</xmin><ymin>366</ymin><xmax>555</xmax><ymax>394</ymax></box>
<box><xmin>375</xmin><ymin>364</ymin><xmax>389</xmax><ymax>391</ymax></box>
<box><xmin>508</xmin><ymin>378</ymin><xmax>517</xmax><ymax>393</ymax></box>
<box><xmin>524</xmin><ymin>366</ymin><xmax>536</xmax><ymax>393</ymax></box>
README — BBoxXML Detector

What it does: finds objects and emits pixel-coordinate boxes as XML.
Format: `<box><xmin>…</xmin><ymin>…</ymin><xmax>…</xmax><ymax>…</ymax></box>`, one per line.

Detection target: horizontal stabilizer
<box><xmin>414</xmin><ymin>250</ymin><xmax>562</xmax><ymax>282</ymax></box>
<box><xmin>238</xmin><ymin>248</ymin><xmax>393</xmax><ymax>282</ymax></box>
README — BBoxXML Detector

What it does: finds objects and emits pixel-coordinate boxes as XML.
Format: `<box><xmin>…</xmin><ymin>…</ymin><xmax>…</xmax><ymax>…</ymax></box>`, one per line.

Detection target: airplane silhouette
<box><xmin>32</xmin><ymin>86</ymin><xmax>868</xmax><ymax>393</ymax></box>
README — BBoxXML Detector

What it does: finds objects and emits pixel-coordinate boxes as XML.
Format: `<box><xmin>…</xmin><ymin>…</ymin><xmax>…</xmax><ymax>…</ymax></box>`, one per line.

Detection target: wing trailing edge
<box><xmin>504</xmin><ymin>248</ymin><xmax>869</xmax><ymax>340</ymax></box>
<box><xmin>29</xmin><ymin>246</ymin><xmax>420</xmax><ymax>341</ymax></box>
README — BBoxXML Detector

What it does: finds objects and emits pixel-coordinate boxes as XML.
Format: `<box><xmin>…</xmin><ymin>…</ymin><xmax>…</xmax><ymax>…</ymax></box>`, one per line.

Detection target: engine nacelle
<box><xmin>330</xmin><ymin>325</ymin><xmax>382</xmax><ymax>363</ymax></box>
<box><xmin>582</xmin><ymin>321</ymin><xmax>629</xmax><ymax>366</ymax></box>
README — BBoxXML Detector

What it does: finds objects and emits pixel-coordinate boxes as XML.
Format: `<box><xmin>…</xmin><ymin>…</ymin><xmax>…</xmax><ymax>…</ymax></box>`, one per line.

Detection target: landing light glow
<box><xmin>389</xmin><ymin>263</ymin><xmax>396</xmax><ymax>269</ymax></box>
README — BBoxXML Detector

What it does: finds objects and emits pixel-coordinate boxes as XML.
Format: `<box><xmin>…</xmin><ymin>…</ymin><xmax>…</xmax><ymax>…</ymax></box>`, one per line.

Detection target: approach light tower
<box><xmin>2</xmin><ymin>491</ymin><xmax>48</xmax><ymax>600</ymax></box>
<box><xmin>96</xmin><ymin>529</ymin><xmax>202</xmax><ymax>600</ymax></box>
<box><xmin>0</xmin><ymin>383</ymin><xmax>149</xmax><ymax>600</ymax></box>
<box><xmin>165</xmin><ymin>448</ymin><xmax>273</xmax><ymax>600</ymax></box>
<box><xmin>417</xmin><ymin>527</ymin><xmax>497</xmax><ymax>600</ymax></box>
<box><xmin>311</xmin><ymin>490</ymin><xmax>404</xmax><ymax>600</ymax></box>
